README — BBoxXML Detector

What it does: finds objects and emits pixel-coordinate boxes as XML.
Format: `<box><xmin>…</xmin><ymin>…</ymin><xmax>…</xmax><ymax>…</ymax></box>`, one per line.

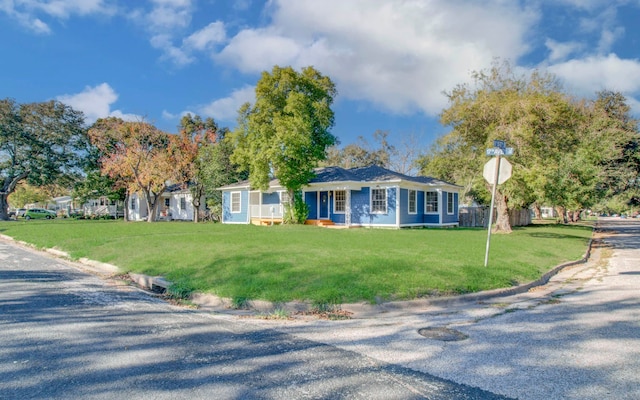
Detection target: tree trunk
<box><xmin>555</xmin><ymin>206</ymin><xmax>567</xmax><ymax>223</ymax></box>
<box><xmin>570</xmin><ymin>210</ymin><xmax>581</xmax><ymax>222</ymax></box>
<box><xmin>493</xmin><ymin>190</ymin><xmax>512</xmax><ymax>233</ymax></box>
<box><xmin>0</xmin><ymin>192</ymin><xmax>10</xmax><ymax>221</ymax></box>
<box><xmin>144</xmin><ymin>190</ymin><xmax>159</xmax><ymax>222</ymax></box>
<box><xmin>124</xmin><ymin>194</ymin><xmax>130</xmax><ymax>221</ymax></box>
<box><xmin>191</xmin><ymin>184</ymin><xmax>203</xmax><ymax>223</ymax></box>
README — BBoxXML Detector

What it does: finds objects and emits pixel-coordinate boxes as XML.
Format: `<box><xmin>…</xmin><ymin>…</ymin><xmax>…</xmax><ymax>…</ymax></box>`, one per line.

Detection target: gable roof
<box><xmin>219</xmin><ymin>165</ymin><xmax>460</xmax><ymax>191</ymax></box>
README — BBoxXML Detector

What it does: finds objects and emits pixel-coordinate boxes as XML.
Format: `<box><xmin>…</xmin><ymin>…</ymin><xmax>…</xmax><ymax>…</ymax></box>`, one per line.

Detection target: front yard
<box><xmin>0</xmin><ymin>220</ymin><xmax>593</xmax><ymax>305</ymax></box>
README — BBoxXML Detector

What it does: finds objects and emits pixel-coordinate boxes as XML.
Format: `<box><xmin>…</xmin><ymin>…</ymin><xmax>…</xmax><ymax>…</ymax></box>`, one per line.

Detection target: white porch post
<box><xmin>346</xmin><ymin>189</ymin><xmax>351</xmax><ymax>227</ymax></box>
<box><xmin>438</xmin><ymin>189</ymin><xmax>443</xmax><ymax>226</ymax></box>
<box><xmin>396</xmin><ymin>186</ymin><xmax>400</xmax><ymax>228</ymax></box>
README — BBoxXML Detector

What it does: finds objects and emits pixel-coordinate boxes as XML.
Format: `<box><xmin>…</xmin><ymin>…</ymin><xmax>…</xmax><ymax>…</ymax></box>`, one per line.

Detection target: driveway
<box><xmin>254</xmin><ymin>218</ymin><xmax>640</xmax><ymax>399</ymax></box>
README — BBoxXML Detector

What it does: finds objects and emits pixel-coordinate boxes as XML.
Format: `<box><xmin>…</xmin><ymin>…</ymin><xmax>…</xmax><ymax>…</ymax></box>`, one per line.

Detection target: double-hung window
<box><xmin>334</xmin><ymin>190</ymin><xmax>346</xmax><ymax>213</ymax></box>
<box><xmin>371</xmin><ymin>188</ymin><xmax>387</xmax><ymax>213</ymax></box>
<box><xmin>447</xmin><ymin>192</ymin><xmax>454</xmax><ymax>214</ymax></box>
<box><xmin>180</xmin><ymin>197</ymin><xmax>187</xmax><ymax>211</ymax></box>
<box><xmin>231</xmin><ymin>192</ymin><xmax>241</xmax><ymax>213</ymax></box>
<box><xmin>425</xmin><ymin>191</ymin><xmax>438</xmax><ymax>213</ymax></box>
<box><xmin>408</xmin><ymin>189</ymin><xmax>417</xmax><ymax>214</ymax></box>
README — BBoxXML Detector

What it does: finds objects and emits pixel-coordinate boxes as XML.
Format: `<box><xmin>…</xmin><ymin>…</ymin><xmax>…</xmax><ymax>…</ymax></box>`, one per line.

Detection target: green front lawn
<box><xmin>0</xmin><ymin>220</ymin><xmax>593</xmax><ymax>304</ymax></box>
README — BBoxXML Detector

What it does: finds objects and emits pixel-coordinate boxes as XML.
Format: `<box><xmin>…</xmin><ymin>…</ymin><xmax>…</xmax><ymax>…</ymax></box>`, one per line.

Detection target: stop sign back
<box><xmin>483</xmin><ymin>157</ymin><xmax>512</xmax><ymax>185</ymax></box>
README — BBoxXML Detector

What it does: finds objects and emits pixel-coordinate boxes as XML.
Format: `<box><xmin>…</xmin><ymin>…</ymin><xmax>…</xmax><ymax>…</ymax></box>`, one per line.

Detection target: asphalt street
<box><xmin>0</xmin><ymin>238</ymin><xmax>505</xmax><ymax>399</ymax></box>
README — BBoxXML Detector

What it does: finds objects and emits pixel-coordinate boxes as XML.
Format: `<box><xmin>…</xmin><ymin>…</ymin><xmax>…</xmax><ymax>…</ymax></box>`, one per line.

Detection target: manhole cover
<box><xmin>418</xmin><ymin>327</ymin><xmax>468</xmax><ymax>341</ymax></box>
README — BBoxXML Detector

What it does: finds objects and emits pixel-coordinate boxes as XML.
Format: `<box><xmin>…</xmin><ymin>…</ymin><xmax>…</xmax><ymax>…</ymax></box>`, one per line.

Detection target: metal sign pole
<box><xmin>484</xmin><ymin>155</ymin><xmax>501</xmax><ymax>267</ymax></box>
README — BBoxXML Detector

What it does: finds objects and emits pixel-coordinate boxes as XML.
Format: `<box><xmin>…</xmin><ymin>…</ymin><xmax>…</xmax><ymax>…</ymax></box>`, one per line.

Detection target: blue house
<box><xmin>218</xmin><ymin>165</ymin><xmax>461</xmax><ymax>228</ymax></box>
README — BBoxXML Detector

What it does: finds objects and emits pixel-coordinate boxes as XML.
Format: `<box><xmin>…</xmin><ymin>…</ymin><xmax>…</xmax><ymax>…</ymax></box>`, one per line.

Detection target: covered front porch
<box><xmin>249</xmin><ymin>191</ymin><xmax>285</xmax><ymax>225</ymax></box>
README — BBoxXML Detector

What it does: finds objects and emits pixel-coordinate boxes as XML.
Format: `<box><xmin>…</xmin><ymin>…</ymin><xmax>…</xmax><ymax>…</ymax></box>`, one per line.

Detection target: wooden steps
<box><xmin>305</xmin><ymin>219</ymin><xmax>335</xmax><ymax>227</ymax></box>
<box><xmin>251</xmin><ymin>218</ymin><xmax>283</xmax><ymax>226</ymax></box>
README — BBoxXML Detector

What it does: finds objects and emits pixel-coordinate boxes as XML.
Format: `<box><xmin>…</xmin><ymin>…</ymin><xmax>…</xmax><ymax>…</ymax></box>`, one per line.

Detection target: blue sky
<box><xmin>2</xmin><ymin>0</ymin><xmax>640</xmax><ymax>150</ymax></box>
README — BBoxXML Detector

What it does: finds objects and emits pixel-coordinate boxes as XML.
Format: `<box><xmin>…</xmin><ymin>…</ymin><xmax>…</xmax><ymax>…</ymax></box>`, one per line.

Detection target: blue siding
<box><xmin>443</xmin><ymin>191</ymin><xmax>459</xmax><ymax>224</ymax></box>
<box><xmin>222</xmin><ymin>190</ymin><xmax>249</xmax><ymax>223</ymax></box>
<box><xmin>423</xmin><ymin>213</ymin><xmax>440</xmax><ymax>224</ymax></box>
<box><xmin>350</xmin><ymin>187</ymin><xmax>397</xmax><ymax>226</ymax></box>
<box><xmin>400</xmin><ymin>188</ymin><xmax>423</xmax><ymax>225</ymax></box>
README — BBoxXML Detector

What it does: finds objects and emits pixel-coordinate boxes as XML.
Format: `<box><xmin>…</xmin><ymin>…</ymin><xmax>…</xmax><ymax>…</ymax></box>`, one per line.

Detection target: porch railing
<box><xmin>250</xmin><ymin>204</ymin><xmax>283</xmax><ymax>219</ymax></box>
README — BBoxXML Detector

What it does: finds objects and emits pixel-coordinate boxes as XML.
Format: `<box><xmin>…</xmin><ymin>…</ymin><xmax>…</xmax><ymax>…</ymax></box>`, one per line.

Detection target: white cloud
<box><xmin>56</xmin><ymin>83</ymin><xmax>140</xmax><ymax>124</ymax></box>
<box><xmin>545</xmin><ymin>39</ymin><xmax>583</xmax><ymax>62</ymax></box>
<box><xmin>215</xmin><ymin>0</ymin><xmax>540</xmax><ymax>116</ymax></box>
<box><xmin>547</xmin><ymin>54</ymin><xmax>640</xmax><ymax>96</ymax></box>
<box><xmin>0</xmin><ymin>0</ymin><xmax>115</xmax><ymax>34</ymax></box>
<box><xmin>199</xmin><ymin>85</ymin><xmax>255</xmax><ymax>122</ymax></box>
<box><xmin>183</xmin><ymin>21</ymin><xmax>226</xmax><ymax>51</ymax></box>
<box><xmin>27</xmin><ymin>0</ymin><xmax>115</xmax><ymax>19</ymax></box>
<box><xmin>147</xmin><ymin>0</ymin><xmax>192</xmax><ymax>32</ymax></box>
<box><xmin>150</xmin><ymin>34</ymin><xmax>194</xmax><ymax>66</ymax></box>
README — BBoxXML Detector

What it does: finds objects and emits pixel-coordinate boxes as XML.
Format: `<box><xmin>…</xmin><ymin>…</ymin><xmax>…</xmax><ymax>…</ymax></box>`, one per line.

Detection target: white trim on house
<box><xmin>229</xmin><ymin>192</ymin><xmax>242</xmax><ymax>214</ymax></box>
<box><xmin>425</xmin><ymin>190</ymin><xmax>439</xmax><ymax>214</ymax></box>
<box><xmin>370</xmin><ymin>187</ymin><xmax>388</xmax><ymax>214</ymax></box>
<box><xmin>447</xmin><ymin>192</ymin><xmax>455</xmax><ymax>215</ymax></box>
<box><xmin>439</xmin><ymin>189</ymin><xmax>444</xmax><ymax>223</ymax></box>
<box><xmin>333</xmin><ymin>189</ymin><xmax>346</xmax><ymax>214</ymax></box>
<box><xmin>408</xmin><ymin>189</ymin><xmax>417</xmax><ymax>215</ymax></box>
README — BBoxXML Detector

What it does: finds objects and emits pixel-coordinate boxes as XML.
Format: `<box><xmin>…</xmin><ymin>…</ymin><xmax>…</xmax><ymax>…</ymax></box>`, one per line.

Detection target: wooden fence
<box><xmin>458</xmin><ymin>207</ymin><xmax>531</xmax><ymax>228</ymax></box>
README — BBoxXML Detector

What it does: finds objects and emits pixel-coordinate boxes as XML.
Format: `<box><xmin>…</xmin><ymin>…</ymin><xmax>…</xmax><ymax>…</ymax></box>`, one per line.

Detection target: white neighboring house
<box><xmin>83</xmin><ymin>196</ymin><xmax>124</xmax><ymax>218</ymax></box>
<box><xmin>127</xmin><ymin>184</ymin><xmax>204</xmax><ymax>221</ymax></box>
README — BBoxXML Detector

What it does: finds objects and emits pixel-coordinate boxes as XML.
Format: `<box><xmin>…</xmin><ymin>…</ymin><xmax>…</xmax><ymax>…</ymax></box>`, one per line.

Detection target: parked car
<box><xmin>23</xmin><ymin>208</ymin><xmax>57</xmax><ymax>220</ymax></box>
<box><xmin>9</xmin><ymin>208</ymin><xmax>27</xmax><ymax>219</ymax></box>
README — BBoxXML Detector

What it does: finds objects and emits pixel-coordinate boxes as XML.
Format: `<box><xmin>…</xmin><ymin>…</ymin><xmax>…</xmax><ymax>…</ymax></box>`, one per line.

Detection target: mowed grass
<box><xmin>0</xmin><ymin>219</ymin><xmax>593</xmax><ymax>304</ymax></box>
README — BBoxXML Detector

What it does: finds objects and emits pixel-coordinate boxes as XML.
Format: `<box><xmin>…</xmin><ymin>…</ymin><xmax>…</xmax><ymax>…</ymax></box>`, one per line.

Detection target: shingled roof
<box><xmin>311</xmin><ymin>165</ymin><xmax>457</xmax><ymax>187</ymax></box>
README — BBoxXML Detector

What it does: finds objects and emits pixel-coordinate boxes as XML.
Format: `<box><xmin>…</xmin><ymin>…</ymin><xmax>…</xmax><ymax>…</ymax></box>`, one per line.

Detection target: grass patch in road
<box><xmin>0</xmin><ymin>219</ymin><xmax>592</xmax><ymax>304</ymax></box>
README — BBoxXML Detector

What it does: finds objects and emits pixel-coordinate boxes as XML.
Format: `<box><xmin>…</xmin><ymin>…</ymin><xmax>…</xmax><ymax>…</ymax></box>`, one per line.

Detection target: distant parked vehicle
<box><xmin>9</xmin><ymin>208</ymin><xmax>27</xmax><ymax>219</ymax></box>
<box><xmin>23</xmin><ymin>208</ymin><xmax>57</xmax><ymax>220</ymax></box>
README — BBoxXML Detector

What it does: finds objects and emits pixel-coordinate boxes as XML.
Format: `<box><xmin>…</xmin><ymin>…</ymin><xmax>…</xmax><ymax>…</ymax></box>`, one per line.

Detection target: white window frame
<box><xmin>447</xmin><ymin>192</ymin><xmax>455</xmax><ymax>215</ymax></box>
<box><xmin>408</xmin><ymin>189</ymin><xmax>417</xmax><ymax>215</ymax></box>
<box><xmin>231</xmin><ymin>191</ymin><xmax>241</xmax><ymax>213</ymax></box>
<box><xmin>334</xmin><ymin>190</ymin><xmax>346</xmax><ymax>214</ymax></box>
<box><xmin>180</xmin><ymin>197</ymin><xmax>187</xmax><ymax>211</ymax></box>
<box><xmin>370</xmin><ymin>188</ymin><xmax>387</xmax><ymax>214</ymax></box>
<box><xmin>279</xmin><ymin>191</ymin><xmax>290</xmax><ymax>205</ymax></box>
<box><xmin>425</xmin><ymin>191</ymin><xmax>438</xmax><ymax>214</ymax></box>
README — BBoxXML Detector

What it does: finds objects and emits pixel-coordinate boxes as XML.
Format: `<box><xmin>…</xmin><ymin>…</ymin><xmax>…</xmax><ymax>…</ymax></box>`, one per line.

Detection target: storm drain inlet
<box><xmin>418</xmin><ymin>327</ymin><xmax>468</xmax><ymax>341</ymax></box>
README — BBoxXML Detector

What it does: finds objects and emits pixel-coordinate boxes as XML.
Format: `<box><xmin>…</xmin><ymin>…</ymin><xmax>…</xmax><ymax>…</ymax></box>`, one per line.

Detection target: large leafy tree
<box><xmin>229</xmin><ymin>65</ymin><xmax>337</xmax><ymax>222</ymax></box>
<box><xmin>175</xmin><ymin>114</ymin><xmax>218</xmax><ymax>222</ymax></box>
<box><xmin>419</xmin><ymin>61</ymin><xmax>581</xmax><ymax>232</ymax></box>
<box><xmin>197</xmin><ymin>128</ymin><xmax>248</xmax><ymax>221</ymax></box>
<box><xmin>0</xmin><ymin>98</ymin><xmax>87</xmax><ymax>220</ymax></box>
<box><xmin>88</xmin><ymin>118</ymin><xmax>177</xmax><ymax>222</ymax></box>
<box><xmin>587</xmin><ymin>91</ymin><xmax>640</xmax><ymax>212</ymax></box>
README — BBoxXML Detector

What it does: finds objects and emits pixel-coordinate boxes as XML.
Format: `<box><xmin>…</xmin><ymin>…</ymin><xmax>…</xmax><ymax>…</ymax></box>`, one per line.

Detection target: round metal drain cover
<box><xmin>418</xmin><ymin>327</ymin><xmax>468</xmax><ymax>341</ymax></box>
